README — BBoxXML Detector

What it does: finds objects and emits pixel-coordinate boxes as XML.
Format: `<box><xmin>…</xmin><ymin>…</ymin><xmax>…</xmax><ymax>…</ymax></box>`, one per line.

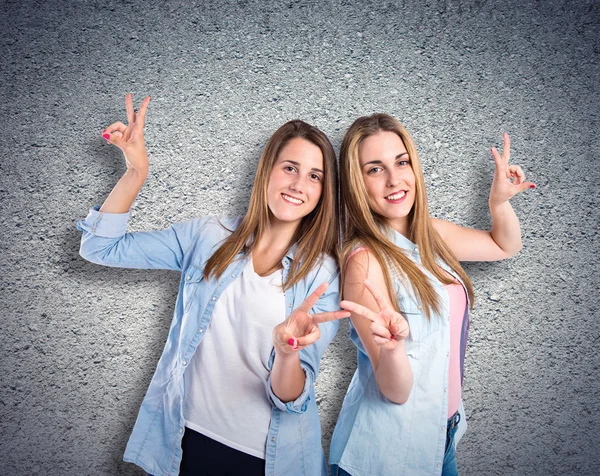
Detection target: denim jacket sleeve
<box><xmin>76</xmin><ymin>206</ymin><xmax>209</xmax><ymax>271</ymax></box>
<box><xmin>266</xmin><ymin>259</ymin><xmax>342</xmax><ymax>414</ymax></box>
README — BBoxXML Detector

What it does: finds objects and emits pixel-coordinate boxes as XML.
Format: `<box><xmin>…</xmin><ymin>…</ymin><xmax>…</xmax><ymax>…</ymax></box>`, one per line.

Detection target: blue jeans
<box><xmin>442</xmin><ymin>411</ymin><xmax>460</xmax><ymax>476</ymax></box>
<box><xmin>331</xmin><ymin>413</ymin><xmax>461</xmax><ymax>476</ymax></box>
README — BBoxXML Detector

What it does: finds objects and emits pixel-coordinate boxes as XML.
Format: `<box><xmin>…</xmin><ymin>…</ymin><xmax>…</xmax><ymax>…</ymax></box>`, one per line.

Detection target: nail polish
<box><xmin>102</xmin><ymin>133</ymin><xmax>110</xmax><ymax>140</ymax></box>
<box><xmin>288</xmin><ymin>338</ymin><xmax>295</xmax><ymax>346</ymax></box>
<box><xmin>529</xmin><ymin>184</ymin><xmax>536</xmax><ymax>189</ymax></box>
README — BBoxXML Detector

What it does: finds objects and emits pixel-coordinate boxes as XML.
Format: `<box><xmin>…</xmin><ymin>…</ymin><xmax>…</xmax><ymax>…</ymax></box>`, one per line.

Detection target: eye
<box><xmin>397</xmin><ymin>158</ymin><xmax>410</xmax><ymax>167</ymax></box>
<box><xmin>284</xmin><ymin>165</ymin><xmax>297</xmax><ymax>173</ymax></box>
<box><xmin>309</xmin><ymin>173</ymin><xmax>322</xmax><ymax>182</ymax></box>
<box><xmin>367</xmin><ymin>166</ymin><xmax>382</xmax><ymax>175</ymax></box>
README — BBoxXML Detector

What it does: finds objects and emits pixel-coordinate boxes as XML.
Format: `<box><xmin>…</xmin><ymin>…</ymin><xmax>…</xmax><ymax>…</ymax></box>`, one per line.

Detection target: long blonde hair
<box><xmin>340</xmin><ymin>113</ymin><xmax>474</xmax><ymax>317</ymax></box>
<box><xmin>204</xmin><ymin>120</ymin><xmax>339</xmax><ymax>289</ymax></box>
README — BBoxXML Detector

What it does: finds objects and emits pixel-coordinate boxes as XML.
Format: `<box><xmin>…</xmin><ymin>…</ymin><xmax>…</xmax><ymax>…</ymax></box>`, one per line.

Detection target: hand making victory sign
<box><xmin>102</xmin><ymin>93</ymin><xmax>151</xmax><ymax>175</ymax></box>
<box><xmin>273</xmin><ymin>282</ymin><xmax>351</xmax><ymax>354</ymax></box>
<box><xmin>488</xmin><ymin>132</ymin><xmax>536</xmax><ymax>207</ymax></box>
<box><xmin>341</xmin><ymin>279</ymin><xmax>410</xmax><ymax>352</ymax></box>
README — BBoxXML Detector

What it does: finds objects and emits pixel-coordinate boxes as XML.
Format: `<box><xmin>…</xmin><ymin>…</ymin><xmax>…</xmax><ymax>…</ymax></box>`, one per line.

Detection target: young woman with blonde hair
<box><xmin>77</xmin><ymin>94</ymin><xmax>349</xmax><ymax>476</ymax></box>
<box><xmin>330</xmin><ymin>113</ymin><xmax>535</xmax><ymax>475</ymax></box>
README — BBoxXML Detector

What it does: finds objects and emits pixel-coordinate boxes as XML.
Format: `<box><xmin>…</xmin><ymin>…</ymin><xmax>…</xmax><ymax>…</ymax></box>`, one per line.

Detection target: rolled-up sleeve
<box><xmin>266</xmin><ymin>359</ymin><xmax>314</xmax><ymax>414</ymax></box>
<box><xmin>76</xmin><ymin>206</ymin><xmax>208</xmax><ymax>271</ymax></box>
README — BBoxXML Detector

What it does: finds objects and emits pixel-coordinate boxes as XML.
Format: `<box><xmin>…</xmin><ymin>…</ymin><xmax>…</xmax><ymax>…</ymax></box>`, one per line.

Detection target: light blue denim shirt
<box><xmin>330</xmin><ymin>228</ymin><xmax>469</xmax><ymax>476</ymax></box>
<box><xmin>77</xmin><ymin>207</ymin><xmax>341</xmax><ymax>476</ymax></box>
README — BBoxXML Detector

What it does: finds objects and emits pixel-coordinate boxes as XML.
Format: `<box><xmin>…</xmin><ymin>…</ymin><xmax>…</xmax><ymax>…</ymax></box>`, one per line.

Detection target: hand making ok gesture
<box><xmin>341</xmin><ymin>279</ymin><xmax>410</xmax><ymax>351</ymax></box>
<box><xmin>488</xmin><ymin>132</ymin><xmax>536</xmax><ymax>207</ymax></box>
<box><xmin>273</xmin><ymin>282</ymin><xmax>351</xmax><ymax>354</ymax></box>
<box><xmin>102</xmin><ymin>93</ymin><xmax>151</xmax><ymax>174</ymax></box>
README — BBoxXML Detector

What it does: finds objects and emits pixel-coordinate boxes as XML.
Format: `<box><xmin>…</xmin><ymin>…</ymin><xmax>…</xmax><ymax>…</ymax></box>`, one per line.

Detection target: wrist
<box><xmin>125</xmin><ymin>166</ymin><xmax>148</xmax><ymax>184</ymax></box>
<box><xmin>274</xmin><ymin>345</ymin><xmax>300</xmax><ymax>362</ymax></box>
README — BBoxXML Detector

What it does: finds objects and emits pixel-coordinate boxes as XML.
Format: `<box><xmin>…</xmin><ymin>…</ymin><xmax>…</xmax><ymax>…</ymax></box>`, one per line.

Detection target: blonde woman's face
<box><xmin>358</xmin><ymin>131</ymin><xmax>416</xmax><ymax>235</ymax></box>
<box><xmin>267</xmin><ymin>137</ymin><xmax>324</xmax><ymax>227</ymax></box>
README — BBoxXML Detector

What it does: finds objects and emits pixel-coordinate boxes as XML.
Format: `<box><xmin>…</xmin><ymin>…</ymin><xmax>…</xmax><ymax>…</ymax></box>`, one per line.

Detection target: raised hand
<box><xmin>341</xmin><ymin>279</ymin><xmax>409</xmax><ymax>351</ymax></box>
<box><xmin>489</xmin><ymin>133</ymin><xmax>536</xmax><ymax>207</ymax></box>
<box><xmin>102</xmin><ymin>93</ymin><xmax>151</xmax><ymax>174</ymax></box>
<box><xmin>273</xmin><ymin>282</ymin><xmax>350</xmax><ymax>355</ymax></box>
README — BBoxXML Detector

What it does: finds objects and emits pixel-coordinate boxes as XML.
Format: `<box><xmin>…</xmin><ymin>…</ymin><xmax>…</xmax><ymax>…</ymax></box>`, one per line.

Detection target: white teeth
<box><xmin>385</xmin><ymin>191</ymin><xmax>406</xmax><ymax>200</ymax></box>
<box><xmin>282</xmin><ymin>193</ymin><xmax>303</xmax><ymax>204</ymax></box>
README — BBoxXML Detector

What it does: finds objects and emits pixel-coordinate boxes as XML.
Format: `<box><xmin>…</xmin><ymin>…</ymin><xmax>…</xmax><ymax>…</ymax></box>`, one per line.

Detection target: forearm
<box><xmin>374</xmin><ymin>341</ymin><xmax>413</xmax><ymax>404</ymax></box>
<box><xmin>489</xmin><ymin>200</ymin><xmax>523</xmax><ymax>256</ymax></box>
<box><xmin>270</xmin><ymin>349</ymin><xmax>306</xmax><ymax>403</ymax></box>
<box><xmin>100</xmin><ymin>167</ymin><xmax>148</xmax><ymax>214</ymax></box>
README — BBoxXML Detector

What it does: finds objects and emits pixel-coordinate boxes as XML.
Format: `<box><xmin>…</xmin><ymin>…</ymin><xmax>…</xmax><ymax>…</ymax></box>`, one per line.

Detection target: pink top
<box><xmin>445</xmin><ymin>281</ymin><xmax>467</xmax><ymax>417</ymax></box>
<box><xmin>346</xmin><ymin>246</ymin><xmax>467</xmax><ymax>417</ymax></box>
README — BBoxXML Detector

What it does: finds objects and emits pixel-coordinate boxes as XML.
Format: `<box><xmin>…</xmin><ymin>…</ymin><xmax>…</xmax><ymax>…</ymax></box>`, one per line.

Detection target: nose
<box><xmin>289</xmin><ymin>176</ymin><xmax>305</xmax><ymax>193</ymax></box>
<box><xmin>386</xmin><ymin>168</ymin><xmax>401</xmax><ymax>188</ymax></box>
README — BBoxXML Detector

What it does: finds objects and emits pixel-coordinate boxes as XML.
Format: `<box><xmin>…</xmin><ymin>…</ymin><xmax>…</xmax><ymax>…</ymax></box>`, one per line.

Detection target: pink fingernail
<box><xmin>102</xmin><ymin>133</ymin><xmax>110</xmax><ymax>140</ymax></box>
<box><xmin>288</xmin><ymin>338</ymin><xmax>295</xmax><ymax>346</ymax></box>
<box><xmin>529</xmin><ymin>184</ymin><xmax>536</xmax><ymax>189</ymax></box>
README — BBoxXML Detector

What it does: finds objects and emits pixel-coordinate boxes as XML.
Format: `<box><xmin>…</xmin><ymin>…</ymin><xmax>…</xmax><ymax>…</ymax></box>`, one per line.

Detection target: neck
<box><xmin>252</xmin><ymin>217</ymin><xmax>300</xmax><ymax>276</ymax></box>
<box><xmin>386</xmin><ymin>217</ymin><xmax>409</xmax><ymax>238</ymax></box>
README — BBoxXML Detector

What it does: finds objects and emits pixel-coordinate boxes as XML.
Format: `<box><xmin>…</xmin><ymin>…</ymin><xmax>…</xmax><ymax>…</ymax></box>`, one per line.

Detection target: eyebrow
<box><xmin>362</xmin><ymin>153</ymin><xmax>409</xmax><ymax>167</ymax></box>
<box><xmin>282</xmin><ymin>159</ymin><xmax>324</xmax><ymax>174</ymax></box>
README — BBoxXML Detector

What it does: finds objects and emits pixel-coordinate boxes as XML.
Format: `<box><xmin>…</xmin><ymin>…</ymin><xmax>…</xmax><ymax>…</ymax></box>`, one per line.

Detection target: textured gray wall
<box><xmin>1</xmin><ymin>0</ymin><xmax>598</xmax><ymax>474</ymax></box>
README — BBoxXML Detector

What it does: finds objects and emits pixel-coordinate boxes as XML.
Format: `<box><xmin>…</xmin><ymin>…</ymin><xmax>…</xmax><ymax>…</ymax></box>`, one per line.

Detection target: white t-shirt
<box><xmin>183</xmin><ymin>257</ymin><xmax>286</xmax><ymax>459</ymax></box>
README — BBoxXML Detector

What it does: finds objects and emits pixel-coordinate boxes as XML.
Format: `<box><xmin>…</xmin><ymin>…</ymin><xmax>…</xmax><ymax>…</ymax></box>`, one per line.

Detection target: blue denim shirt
<box><xmin>77</xmin><ymin>207</ymin><xmax>340</xmax><ymax>476</ymax></box>
<box><xmin>330</xmin><ymin>229</ymin><xmax>469</xmax><ymax>476</ymax></box>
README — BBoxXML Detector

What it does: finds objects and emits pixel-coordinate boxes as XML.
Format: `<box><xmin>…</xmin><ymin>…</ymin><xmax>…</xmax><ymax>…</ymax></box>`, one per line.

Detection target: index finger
<box><xmin>296</xmin><ymin>282</ymin><xmax>328</xmax><ymax>314</ymax></box>
<box><xmin>125</xmin><ymin>93</ymin><xmax>135</xmax><ymax>125</ymax></box>
<box><xmin>340</xmin><ymin>300</ymin><xmax>378</xmax><ymax>323</ymax></box>
<box><xmin>136</xmin><ymin>95</ymin><xmax>151</xmax><ymax>128</ymax></box>
<box><xmin>310</xmin><ymin>310</ymin><xmax>351</xmax><ymax>324</ymax></box>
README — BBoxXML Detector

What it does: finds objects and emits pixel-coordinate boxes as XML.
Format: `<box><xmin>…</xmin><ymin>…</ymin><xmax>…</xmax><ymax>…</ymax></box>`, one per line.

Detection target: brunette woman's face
<box><xmin>267</xmin><ymin>137</ymin><xmax>324</xmax><ymax>227</ymax></box>
<box><xmin>359</xmin><ymin>130</ymin><xmax>416</xmax><ymax>235</ymax></box>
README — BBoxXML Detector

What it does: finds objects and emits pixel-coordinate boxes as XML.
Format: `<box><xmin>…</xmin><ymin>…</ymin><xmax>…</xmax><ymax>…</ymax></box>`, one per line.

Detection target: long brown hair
<box><xmin>204</xmin><ymin>120</ymin><xmax>338</xmax><ymax>289</ymax></box>
<box><xmin>340</xmin><ymin>113</ymin><xmax>474</xmax><ymax>317</ymax></box>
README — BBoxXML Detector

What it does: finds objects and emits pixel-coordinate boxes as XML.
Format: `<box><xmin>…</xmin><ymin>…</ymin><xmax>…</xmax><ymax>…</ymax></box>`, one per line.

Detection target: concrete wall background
<box><xmin>1</xmin><ymin>0</ymin><xmax>598</xmax><ymax>474</ymax></box>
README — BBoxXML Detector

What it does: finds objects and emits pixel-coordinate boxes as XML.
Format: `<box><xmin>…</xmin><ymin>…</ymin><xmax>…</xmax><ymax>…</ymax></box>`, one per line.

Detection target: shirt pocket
<box><xmin>399</xmin><ymin>294</ymin><xmax>440</xmax><ymax>342</ymax></box>
<box><xmin>182</xmin><ymin>264</ymin><xmax>206</xmax><ymax>315</ymax></box>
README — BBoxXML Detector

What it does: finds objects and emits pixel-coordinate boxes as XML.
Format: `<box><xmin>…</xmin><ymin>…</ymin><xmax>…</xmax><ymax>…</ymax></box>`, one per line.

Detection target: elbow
<box><xmin>503</xmin><ymin>241</ymin><xmax>523</xmax><ymax>259</ymax></box>
<box><xmin>384</xmin><ymin>388</ymin><xmax>411</xmax><ymax>405</ymax></box>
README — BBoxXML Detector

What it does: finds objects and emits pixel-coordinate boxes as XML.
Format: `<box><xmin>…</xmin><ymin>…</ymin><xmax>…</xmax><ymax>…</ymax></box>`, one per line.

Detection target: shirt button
<box><xmin>186</xmin><ymin>276</ymin><xmax>191</xmax><ymax>281</ymax></box>
<box><xmin>182</xmin><ymin>360</ymin><xmax>188</xmax><ymax>366</ymax></box>
<box><xmin>212</xmin><ymin>296</ymin><xmax>217</xmax><ymax>301</ymax></box>
<box><xmin>271</xmin><ymin>437</ymin><xmax>275</xmax><ymax>442</ymax></box>
<box><xmin>231</xmin><ymin>274</ymin><xmax>236</xmax><ymax>278</ymax></box>
<box><xmin>437</xmin><ymin>463</ymin><xmax>441</xmax><ymax>468</ymax></box>
<box><xmin>444</xmin><ymin>387</ymin><xmax>447</xmax><ymax>393</ymax></box>
<box><xmin>199</xmin><ymin>329</ymin><xmax>204</xmax><ymax>333</ymax></box>
<box><xmin>179</xmin><ymin>428</ymin><xmax>184</xmax><ymax>434</ymax></box>
<box><xmin>288</xmin><ymin>303</ymin><xmax>292</xmax><ymax>308</ymax></box>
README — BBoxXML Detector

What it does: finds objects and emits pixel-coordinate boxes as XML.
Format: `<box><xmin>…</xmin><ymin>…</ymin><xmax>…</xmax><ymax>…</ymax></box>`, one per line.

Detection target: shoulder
<box><xmin>345</xmin><ymin>246</ymin><xmax>384</xmax><ymax>279</ymax></box>
<box><xmin>430</xmin><ymin>217</ymin><xmax>454</xmax><ymax>241</ymax></box>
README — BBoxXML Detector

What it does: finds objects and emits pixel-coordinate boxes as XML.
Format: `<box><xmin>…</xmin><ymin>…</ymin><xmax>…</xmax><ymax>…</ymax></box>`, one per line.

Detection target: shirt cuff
<box><xmin>267</xmin><ymin>363</ymin><xmax>313</xmax><ymax>415</ymax></box>
<box><xmin>76</xmin><ymin>206</ymin><xmax>131</xmax><ymax>238</ymax></box>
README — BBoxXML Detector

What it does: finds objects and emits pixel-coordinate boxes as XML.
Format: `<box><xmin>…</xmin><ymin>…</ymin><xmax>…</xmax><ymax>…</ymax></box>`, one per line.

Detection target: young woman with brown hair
<box><xmin>330</xmin><ymin>113</ymin><xmax>535</xmax><ymax>476</ymax></box>
<box><xmin>77</xmin><ymin>94</ymin><xmax>349</xmax><ymax>476</ymax></box>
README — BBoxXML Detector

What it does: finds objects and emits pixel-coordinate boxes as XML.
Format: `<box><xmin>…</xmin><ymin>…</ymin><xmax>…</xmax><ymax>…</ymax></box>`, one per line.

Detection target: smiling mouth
<box><xmin>281</xmin><ymin>193</ymin><xmax>304</xmax><ymax>205</ymax></box>
<box><xmin>384</xmin><ymin>191</ymin><xmax>407</xmax><ymax>202</ymax></box>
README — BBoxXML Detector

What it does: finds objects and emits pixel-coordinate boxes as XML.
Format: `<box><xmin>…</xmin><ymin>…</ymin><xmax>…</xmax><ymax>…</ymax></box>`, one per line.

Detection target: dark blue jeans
<box><xmin>331</xmin><ymin>413</ymin><xmax>461</xmax><ymax>476</ymax></box>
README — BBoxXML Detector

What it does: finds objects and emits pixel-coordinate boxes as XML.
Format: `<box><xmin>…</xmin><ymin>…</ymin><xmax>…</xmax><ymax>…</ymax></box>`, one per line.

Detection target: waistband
<box><xmin>447</xmin><ymin>411</ymin><xmax>461</xmax><ymax>430</ymax></box>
